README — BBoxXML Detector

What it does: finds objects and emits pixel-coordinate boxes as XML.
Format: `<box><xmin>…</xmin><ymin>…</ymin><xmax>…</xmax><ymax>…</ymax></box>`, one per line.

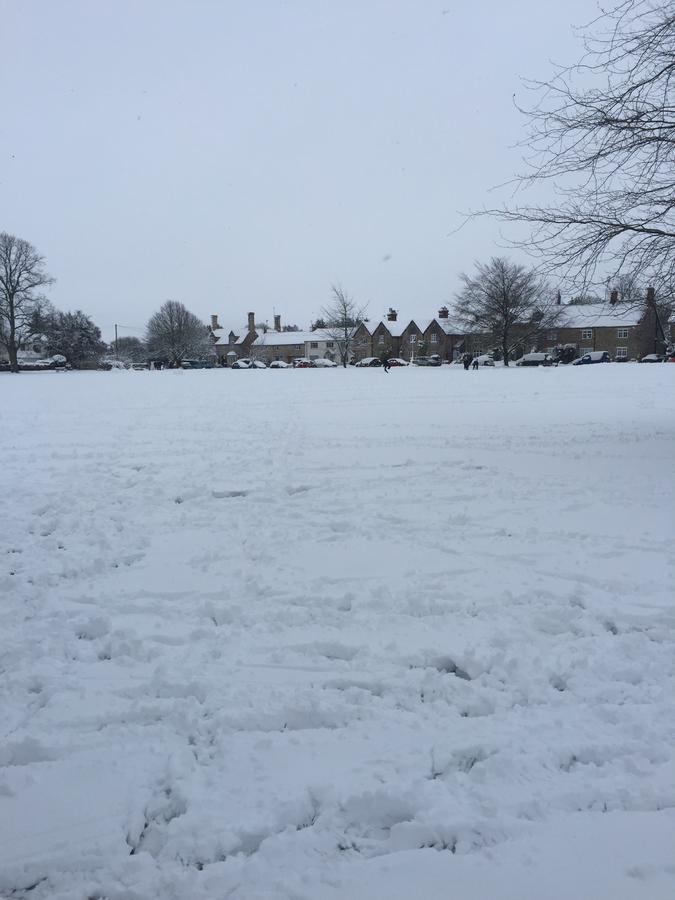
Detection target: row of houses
<box><xmin>211</xmin><ymin>292</ymin><xmax>673</xmax><ymax>366</ymax></box>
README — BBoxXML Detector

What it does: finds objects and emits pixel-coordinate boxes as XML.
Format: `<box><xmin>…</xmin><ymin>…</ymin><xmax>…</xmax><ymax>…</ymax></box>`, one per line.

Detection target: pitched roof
<box><xmin>558</xmin><ymin>303</ymin><xmax>644</xmax><ymax>328</ymax></box>
<box><xmin>253</xmin><ymin>331</ymin><xmax>316</xmax><ymax>347</ymax></box>
<box><xmin>372</xmin><ymin>318</ymin><xmax>407</xmax><ymax>337</ymax></box>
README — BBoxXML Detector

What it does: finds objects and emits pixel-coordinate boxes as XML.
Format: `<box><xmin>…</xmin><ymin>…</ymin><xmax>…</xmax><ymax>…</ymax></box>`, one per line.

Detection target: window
<box><xmin>409</xmin><ymin>334</ymin><xmax>417</xmax><ymax>344</ymax></box>
<box><xmin>547</xmin><ymin>331</ymin><xmax>557</xmax><ymax>341</ymax></box>
<box><xmin>378</xmin><ymin>334</ymin><xmax>385</xmax><ymax>344</ymax></box>
<box><xmin>310</xmin><ymin>342</ymin><xmax>318</xmax><ymax>348</ymax></box>
<box><xmin>430</xmin><ymin>333</ymin><xmax>438</xmax><ymax>343</ymax></box>
<box><xmin>581</xmin><ymin>329</ymin><xmax>593</xmax><ymax>340</ymax></box>
<box><xmin>326</xmin><ymin>341</ymin><xmax>333</xmax><ymax>348</ymax></box>
<box><xmin>295</xmin><ymin>344</ymin><xmax>302</xmax><ymax>350</ymax></box>
<box><xmin>616</xmin><ymin>346</ymin><xmax>628</xmax><ymax>358</ymax></box>
<box><xmin>617</xmin><ymin>328</ymin><xmax>628</xmax><ymax>339</ymax></box>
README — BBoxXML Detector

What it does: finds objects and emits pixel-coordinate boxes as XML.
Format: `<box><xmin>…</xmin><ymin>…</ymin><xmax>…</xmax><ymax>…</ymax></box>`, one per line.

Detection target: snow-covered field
<box><xmin>1</xmin><ymin>365</ymin><xmax>674</xmax><ymax>900</ymax></box>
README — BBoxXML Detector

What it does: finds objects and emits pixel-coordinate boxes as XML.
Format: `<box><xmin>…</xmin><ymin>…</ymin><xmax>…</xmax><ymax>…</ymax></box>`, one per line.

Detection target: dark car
<box><xmin>355</xmin><ymin>357</ymin><xmax>382</xmax><ymax>367</ymax></box>
<box><xmin>639</xmin><ymin>354</ymin><xmax>665</xmax><ymax>363</ymax></box>
<box><xmin>413</xmin><ymin>356</ymin><xmax>441</xmax><ymax>367</ymax></box>
<box><xmin>572</xmin><ymin>351</ymin><xmax>611</xmax><ymax>365</ymax></box>
<box><xmin>181</xmin><ymin>359</ymin><xmax>215</xmax><ymax>369</ymax></box>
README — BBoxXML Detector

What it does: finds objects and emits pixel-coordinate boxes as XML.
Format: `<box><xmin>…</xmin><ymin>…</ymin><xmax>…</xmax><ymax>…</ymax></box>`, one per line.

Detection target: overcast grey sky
<box><xmin>2</xmin><ymin>0</ymin><xmax>597</xmax><ymax>339</ymax></box>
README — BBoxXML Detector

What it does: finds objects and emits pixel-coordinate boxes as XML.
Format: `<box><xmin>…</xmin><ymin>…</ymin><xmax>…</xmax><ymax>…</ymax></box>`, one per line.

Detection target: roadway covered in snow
<box><xmin>1</xmin><ymin>364</ymin><xmax>674</xmax><ymax>899</ymax></box>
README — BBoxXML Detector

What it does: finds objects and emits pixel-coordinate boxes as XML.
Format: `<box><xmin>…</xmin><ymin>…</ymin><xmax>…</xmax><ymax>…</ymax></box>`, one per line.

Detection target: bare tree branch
<box><xmin>482</xmin><ymin>1</ymin><xmax>675</xmax><ymax>299</ymax></box>
<box><xmin>320</xmin><ymin>285</ymin><xmax>368</xmax><ymax>367</ymax></box>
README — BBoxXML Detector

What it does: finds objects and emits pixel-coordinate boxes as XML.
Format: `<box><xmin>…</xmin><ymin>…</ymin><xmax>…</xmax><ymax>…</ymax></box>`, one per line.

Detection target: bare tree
<box><xmin>320</xmin><ymin>286</ymin><xmax>368</xmax><ymax>367</ymax></box>
<box><xmin>453</xmin><ymin>258</ymin><xmax>561</xmax><ymax>365</ymax></box>
<box><xmin>146</xmin><ymin>300</ymin><xmax>212</xmax><ymax>367</ymax></box>
<box><xmin>0</xmin><ymin>233</ymin><xmax>54</xmax><ymax>372</ymax></box>
<box><xmin>488</xmin><ymin>1</ymin><xmax>675</xmax><ymax>297</ymax></box>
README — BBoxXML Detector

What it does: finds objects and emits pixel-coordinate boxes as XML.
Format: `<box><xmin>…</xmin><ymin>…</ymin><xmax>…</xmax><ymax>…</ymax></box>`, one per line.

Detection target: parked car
<box><xmin>473</xmin><ymin>354</ymin><xmax>495</xmax><ymax>367</ymax></box>
<box><xmin>312</xmin><ymin>358</ymin><xmax>337</xmax><ymax>367</ymax></box>
<box><xmin>181</xmin><ymin>359</ymin><xmax>215</xmax><ymax>369</ymax></box>
<box><xmin>387</xmin><ymin>358</ymin><xmax>408</xmax><ymax>367</ymax></box>
<box><xmin>269</xmin><ymin>360</ymin><xmax>291</xmax><ymax>368</ymax></box>
<box><xmin>355</xmin><ymin>357</ymin><xmax>382</xmax><ymax>367</ymax></box>
<box><xmin>232</xmin><ymin>358</ymin><xmax>252</xmax><ymax>368</ymax></box>
<box><xmin>17</xmin><ymin>354</ymin><xmax>68</xmax><ymax>370</ymax></box>
<box><xmin>639</xmin><ymin>354</ymin><xmax>665</xmax><ymax>363</ymax></box>
<box><xmin>130</xmin><ymin>362</ymin><xmax>149</xmax><ymax>371</ymax></box>
<box><xmin>412</xmin><ymin>356</ymin><xmax>441</xmax><ymax>367</ymax></box>
<box><xmin>573</xmin><ymin>351</ymin><xmax>611</xmax><ymax>365</ymax></box>
<box><xmin>516</xmin><ymin>352</ymin><xmax>555</xmax><ymax>367</ymax></box>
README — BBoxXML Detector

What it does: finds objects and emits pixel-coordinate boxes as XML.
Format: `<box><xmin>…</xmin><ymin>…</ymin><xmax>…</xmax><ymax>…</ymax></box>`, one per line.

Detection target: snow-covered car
<box><xmin>232</xmin><ymin>358</ymin><xmax>253</xmax><ymax>369</ymax></box>
<box><xmin>268</xmin><ymin>360</ymin><xmax>291</xmax><ymax>368</ymax></box>
<box><xmin>639</xmin><ymin>354</ymin><xmax>664</xmax><ymax>363</ymax></box>
<box><xmin>573</xmin><ymin>351</ymin><xmax>610</xmax><ymax>365</ymax></box>
<box><xmin>130</xmin><ymin>362</ymin><xmax>149</xmax><ymax>370</ymax></box>
<box><xmin>293</xmin><ymin>358</ymin><xmax>313</xmax><ymax>368</ymax></box>
<box><xmin>412</xmin><ymin>356</ymin><xmax>442</xmax><ymax>367</ymax></box>
<box><xmin>387</xmin><ymin>358</ymin><xmax>408</xmax><ymax>367</ymax></box>
<box><xmin>516</xmin><ymin>353</ymin><xmax>555</xmax><ymax>367</ymax></box>
<box><xmin>355</xmin><ymin>357</ymin><xmax>382</xmax><ymax>367</ymax></box>
<box><xmin>312</xmin><ymin>358</ymin><xmax>337</xmax><ymax>367</ymax></box>
<box><xmin>473</xmin><ymin>354</ymin><xmax>495</xmax><ymax>367</ymax></box>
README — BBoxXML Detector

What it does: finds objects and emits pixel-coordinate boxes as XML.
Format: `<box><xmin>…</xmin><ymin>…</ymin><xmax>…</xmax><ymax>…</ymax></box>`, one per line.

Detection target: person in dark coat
<box><xmin>463</xmin><ymin>354</ymin><xmax>471</xmax><ymax>370</ymax></box>
<box><xmin>382</xmin><ymin>355</ymin><xmax>390</xmax><ymax>373</ymax></box>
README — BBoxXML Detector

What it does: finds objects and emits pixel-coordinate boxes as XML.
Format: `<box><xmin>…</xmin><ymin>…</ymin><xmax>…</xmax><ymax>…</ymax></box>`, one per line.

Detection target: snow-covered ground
<box><xmin>1</xmin><ymin>365</ymin><xmax>674</xmax><ymax>900</ymax></box>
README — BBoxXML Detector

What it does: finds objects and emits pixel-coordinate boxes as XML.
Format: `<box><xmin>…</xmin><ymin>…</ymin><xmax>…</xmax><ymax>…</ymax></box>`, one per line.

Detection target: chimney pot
<box><xmin>210</xmin><ymin>314</ymin><xmax>220</xmax><ymax>330</ymax></box>
<box><xmin>386</xmin><ymin>307</ymin><xmax>397</xmax><ymax>322</ymax></box>
<box><xmin>247</xmin><ymin>312</ymin><xmax>256</xmax><ymax>333</ymax></box>
<box><xmin>646</xmin><ymin>286</ymin><xmax>656</xmax><ymax>305</ymax></box>
<box><xmin>438</xmin><ymin>306</ymin><xmax>449</xmax><ymax>319</ymax></box>
<box><xmin>609</xmin><ymin>290</ymin><xmax>618</xmax><ymax>305</ymax></box>
<box><xmin>556</xmin><ymin>291</ymin><xmax>562</xmax><ymax>306</ymax></box>
<box><xmin>274</xmin><ymin>314</ymin><xmax>281</xmax><ymax>332</ymax></box>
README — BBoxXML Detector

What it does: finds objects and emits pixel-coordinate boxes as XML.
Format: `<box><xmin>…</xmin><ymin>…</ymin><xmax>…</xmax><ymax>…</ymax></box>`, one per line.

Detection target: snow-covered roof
<box><xmin>439</xmin><ymin>317</ymin><xmax>466</xmax><ymax>334</ymax></box>
<box><xmin>252</xmin><ymin>331</ymin><xmax>317</xmax><ymax>347</ymax></box>
<box><xmin>558</xmin><ymin>304</ymin><xmax>643</xmax><ymax>328</ymax></box>
<box><xmin>372</xmin><ymin>318</ymin><xmax>407</xmax><ymax>337</ymax></box>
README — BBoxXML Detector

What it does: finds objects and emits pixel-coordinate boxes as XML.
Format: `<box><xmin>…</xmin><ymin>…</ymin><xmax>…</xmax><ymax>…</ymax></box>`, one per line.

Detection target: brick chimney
<box><xmin>274</xmin><ymin>314</ymin><xmax>281</xmax><ymax>332</ymax></box>
<box><xmin>646</xmin><ymin>286</ymin><xmax>656</xmax><ymax>306</ymax></box>
<box><xmin>438</xmin><ymin>306</ymin><xmax>449</xmax><ymax>319</ymax></box>
<box><xmin>210</xmin><ymin>314</ymin><xmax>221</xmax><ymax>330</ymax></box>
<box><xmin>386</xmin><ymin>307</ymin><xmax>397</xmax><ymax>322</ymax></box>
<box><xmin>609</xmin><ymin>290</ymin><xmax>618</xmax><ymax>305</ymax></box>
<box><xmin>247</xmin><ymin>312</ymin><xmax>256</xmax><ymax>334</ymax></box>
<box><xmin>556</xmin><ymin>291</ymin><xmax>562</xmax><ymax>306</ymax></box>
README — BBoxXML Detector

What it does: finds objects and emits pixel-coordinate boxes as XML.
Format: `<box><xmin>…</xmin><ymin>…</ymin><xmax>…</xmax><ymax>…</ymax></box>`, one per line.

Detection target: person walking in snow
<box><xmin>463</xmin><ymin>354</ymin><xmax>471</xmax><ymax>371</ymax></box>
<box><xmin>472</xmin><ymin>357</ymin><xmax>479</xmax><ymax>370</ymax></box>
<box><xmin>382</xmin><ymin>355</ymin><xmax>390</xmax><ymax>373</ymax></box>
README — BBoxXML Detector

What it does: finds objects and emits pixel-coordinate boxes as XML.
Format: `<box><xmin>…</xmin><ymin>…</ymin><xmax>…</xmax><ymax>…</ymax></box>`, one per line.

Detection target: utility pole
<box><xmin>114</xmin><ymin>324</ymin><xmax>119</xmax><ymax>360</ymax></box>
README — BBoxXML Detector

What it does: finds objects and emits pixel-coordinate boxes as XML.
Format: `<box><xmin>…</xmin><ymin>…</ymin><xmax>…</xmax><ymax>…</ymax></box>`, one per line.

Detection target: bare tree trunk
<box><xmin>502</xmin><ymin>335</ymin><xmax>509</xmax><ymax>367</ymax></box>
<box><xmin>8</xmin><ymin>296</ymin><xmax>18</xmax><ymax>372</ymax></box>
